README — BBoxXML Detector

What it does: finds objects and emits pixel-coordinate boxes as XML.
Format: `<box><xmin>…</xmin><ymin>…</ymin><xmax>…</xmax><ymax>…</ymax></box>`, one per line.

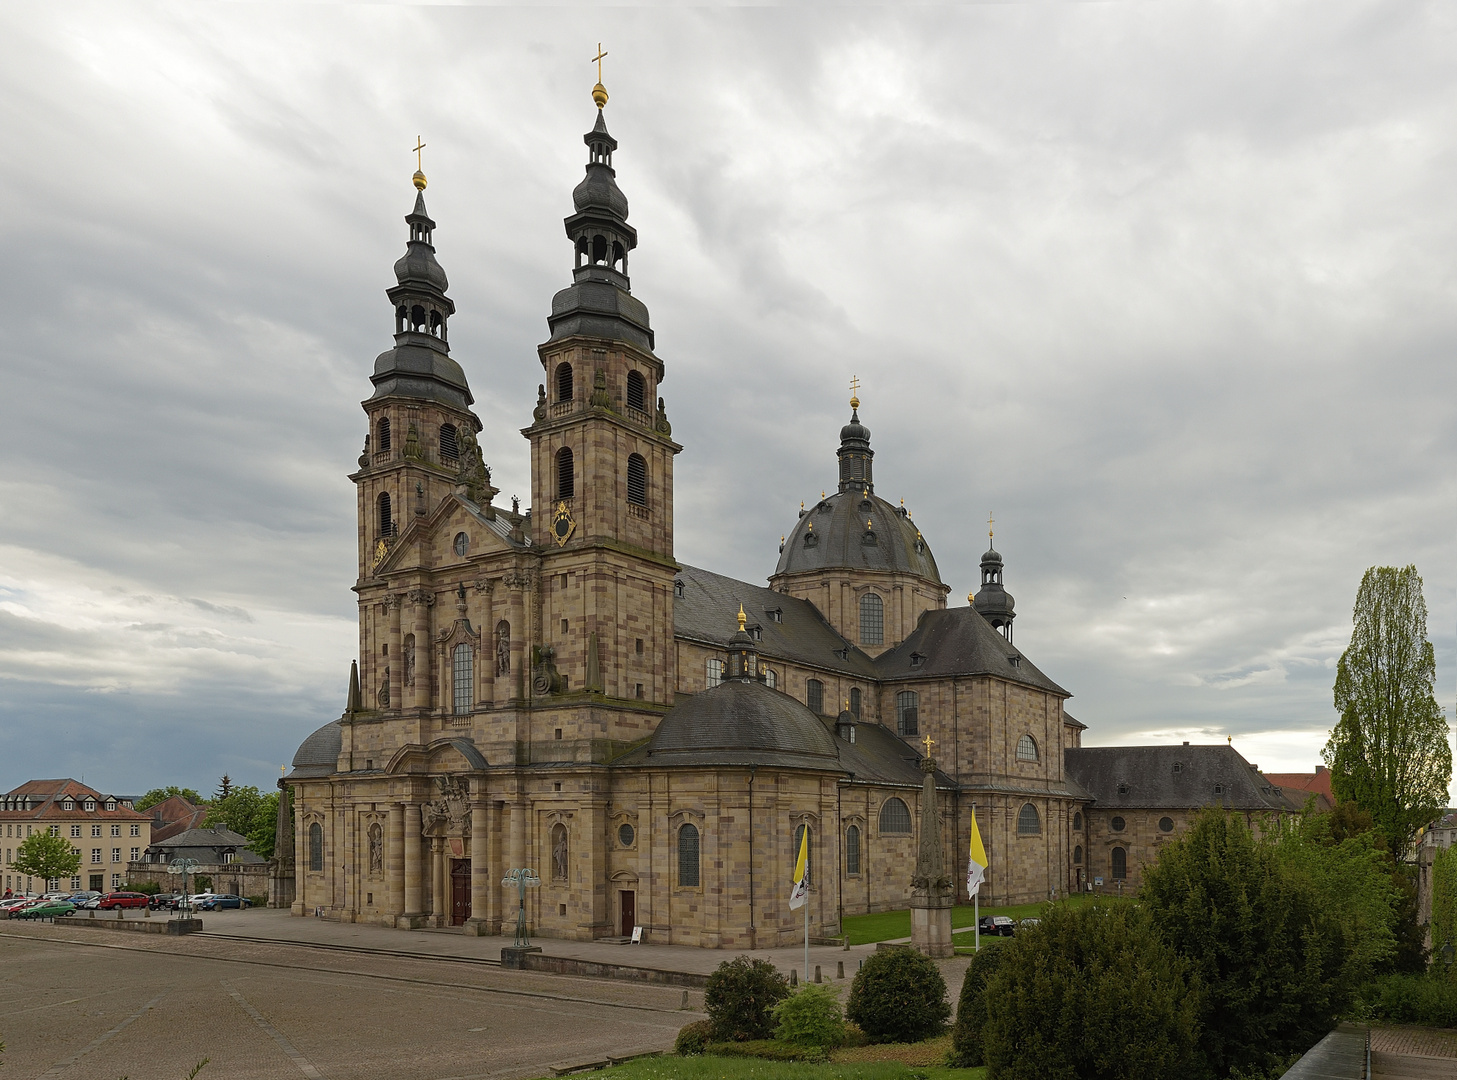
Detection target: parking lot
<box><xmin>0</xmin><ymin>921</ymin><xmax>692</xmax><ymax>1080</ymax></box>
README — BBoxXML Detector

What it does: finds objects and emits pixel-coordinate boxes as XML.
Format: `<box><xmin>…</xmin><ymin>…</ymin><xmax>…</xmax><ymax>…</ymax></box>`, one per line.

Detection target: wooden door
<box><xmin>620</xmin><ymin>890</ymin><xmax>635</xmax><ymax>937</ymax></box>
<box><xmin>450</xmin><ymin>859</ymin><xmax>471</xmax><ymax>925</ymax></box>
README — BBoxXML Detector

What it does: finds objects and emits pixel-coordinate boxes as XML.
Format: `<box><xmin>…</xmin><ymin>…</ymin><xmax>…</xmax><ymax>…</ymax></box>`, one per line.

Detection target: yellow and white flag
<box><xmin>788</xmin><ymin>827</ymin><xmax>810</xmax><ymax>910</ymax></box>
<box><xmin>967</xmin><ymin>809</ymin><xmax>988</xmax><ymax>896</ymax></box>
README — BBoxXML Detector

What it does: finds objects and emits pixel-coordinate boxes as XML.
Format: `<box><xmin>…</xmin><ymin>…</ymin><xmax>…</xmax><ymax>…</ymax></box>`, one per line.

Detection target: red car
<box><xmin>96</xmin><ymin>891</ymin><xmax>149</xmax><ymax>910</ymax></box>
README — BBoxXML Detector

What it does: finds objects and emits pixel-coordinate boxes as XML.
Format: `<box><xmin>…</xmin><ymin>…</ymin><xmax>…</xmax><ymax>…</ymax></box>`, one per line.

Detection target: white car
<box><xmin>186</xmin><ymin>893</ymin><xmax>217</xmax><ymax>906</ymax></box>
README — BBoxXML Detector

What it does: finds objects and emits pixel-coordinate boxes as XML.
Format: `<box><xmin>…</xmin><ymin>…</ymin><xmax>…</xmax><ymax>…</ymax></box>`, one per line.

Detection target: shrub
<box><xmin>948</xmin><ymin>940</ymin><xmax>1010</xmax><ymax>1066</ymax></box>
<box><xmin>704</xmin><ymin>956</ymin><xmax>790</xmax><ymax>1042</ymax></box>
<box><xmin>127</xmin><ymin>881</ymin><xmax>162</xmax><ymax>896</ymax></box>
<box><xmin>674</xmin><ymin>1019</ymin><xmax>712</xmax><ymax>1056</ymax></box>
<box><xmin>246</xmin><ymin>894</ymin><xmax>268</xmax><ymax>908</ymax></box>
<box><xmin>1359</xmin><ymin>974</ymin><xmax>1457</xmax><ymax>1027</ymax></box>
<box><xmin>845</xmin><ymin>946</ymin><xmax>949</xmax><ymax>1044</ymax></box>
<box><xmin>772</xmin><ymin>984</ymin><xmax>846</xmax><ymax>1048</ymax></box>
<box><xmin>703</xmin><ymin>1040</ymin><xmax>828</xmax><ymax>1062</ymax></box>
<box><xmin>981</xmin><ymin>902</ymin><xmax>1200</xmax><ymax>1080</ymax></box>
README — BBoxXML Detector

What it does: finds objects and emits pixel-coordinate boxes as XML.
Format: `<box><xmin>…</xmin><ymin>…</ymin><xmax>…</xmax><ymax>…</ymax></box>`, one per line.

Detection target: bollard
<box><xmin>680</xmin><ymin>990</ymin><xmax>690</xmax><ymax>1010</ymax></box>
<box><xmin>790</xmin><ymin>969</ymin><xmax>798</xmax><ymax>987</ymax></box>
<box><xmin>814</xmin><ymin>965</ymin><xmax>822</xmax><ymax>984</ymax></box>
<box><xmin>837</xmin><ymin>961</ymin><xmax>845</xmax><ymax>980</ymax></box>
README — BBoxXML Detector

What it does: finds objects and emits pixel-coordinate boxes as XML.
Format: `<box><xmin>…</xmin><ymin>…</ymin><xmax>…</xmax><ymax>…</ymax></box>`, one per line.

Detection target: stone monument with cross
<box><xmin>910</xmin><ymin>734</ymin><xmax>954</xmax><ymax>958</ymax></box>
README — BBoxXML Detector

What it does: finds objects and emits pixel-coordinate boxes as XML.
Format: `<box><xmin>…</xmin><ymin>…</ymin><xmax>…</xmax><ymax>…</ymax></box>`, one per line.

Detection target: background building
<box><xmin>1</xmin><ymin>780</ymin><xmax>150</xmax><ymax>894</ymax></box>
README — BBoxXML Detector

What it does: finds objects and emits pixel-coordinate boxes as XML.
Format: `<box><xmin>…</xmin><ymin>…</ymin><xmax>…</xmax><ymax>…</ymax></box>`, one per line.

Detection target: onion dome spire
<box><xmin>972</xmin><ymin>515</ymin><xmax>1016</xmax><ymax>642</ymax></box>
<box><xmin>727</xmin><ymin>604</ymin><xmax>760</xmax><ymax>682</ymax></box>
<box><xmin>367</xmin><ymin>160</ymin><xmax>472</xmax><ymax>409</ymax></box>
<box><xmin>837</xmin><ymin>377</ymin><xmax>874</xmax><ymax>492</ymax></box>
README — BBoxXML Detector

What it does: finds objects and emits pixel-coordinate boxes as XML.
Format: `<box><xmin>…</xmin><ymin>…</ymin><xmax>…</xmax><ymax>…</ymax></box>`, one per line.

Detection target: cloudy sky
<box><xmin>1</xmin><ymin>1</ymin><xmax>1454</xmax><ymax>800</ymax></box>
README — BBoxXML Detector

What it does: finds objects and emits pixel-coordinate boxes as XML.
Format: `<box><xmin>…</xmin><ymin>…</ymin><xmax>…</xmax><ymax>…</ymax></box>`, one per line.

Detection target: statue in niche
<box><xmin>496</xmin><ymin>621</ymin><xmax>511</xmax><ymax>676</ymax></box>
<box><xmin>552</xmin><ymin>824</ymin><xmax>568</xmax><ymax>883</ymax></box>
<box><xmin>377</xmin><ymin>668</ymin><xmax>390</xmax><ymax>708</ymax></box>
<box><xmin>368</xmin><ymin>822</ymin><xmax>383</xmax><ymax>876</ymax></box>
<box><xmin>403</xmin><ymin>635</ymin><xmax>415</xmax><ymax>688</ymax></box>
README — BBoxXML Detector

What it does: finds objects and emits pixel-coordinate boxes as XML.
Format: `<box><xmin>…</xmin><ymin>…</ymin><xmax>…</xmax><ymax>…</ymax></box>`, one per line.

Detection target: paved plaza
<box><xmin>0</xmin><ymin>914</ymin><xmax>705</xmax><ymax>1080</ymax></box>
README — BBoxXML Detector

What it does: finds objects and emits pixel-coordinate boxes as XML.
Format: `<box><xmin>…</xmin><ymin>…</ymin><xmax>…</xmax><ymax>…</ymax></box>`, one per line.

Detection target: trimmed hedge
<box><xmin>705</xmin><ymin>956</ymin><xmax>791</xmax><ymax>1042</ymax></box>
<box><xmin>948</xmin><ymin>941</ymin><xmax>1009</xmax><ymax>1066</ymax></box>
<box><xmin>845</xmin><ymin>947</ymin><xmax>949</xmax><ymax>1044</ymax></box>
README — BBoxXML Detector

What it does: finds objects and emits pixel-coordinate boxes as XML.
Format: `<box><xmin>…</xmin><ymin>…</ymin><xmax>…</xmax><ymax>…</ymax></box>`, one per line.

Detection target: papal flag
<box><xmin>788</xmin><ymin>826</ymin><xmax>810</xmax><ymax>910</ymax></box>
<box><xmin>967</xmin><ymin>809</ymin><xmax>988</xmax><ymax>896</ymax></box>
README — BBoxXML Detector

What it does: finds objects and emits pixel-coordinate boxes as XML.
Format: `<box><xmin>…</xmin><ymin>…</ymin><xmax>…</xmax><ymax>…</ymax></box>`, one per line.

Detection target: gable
<box><xmin>373</xmin><ymin>493</ymin><xmax>522</xmax><ymax>576</ymax></box>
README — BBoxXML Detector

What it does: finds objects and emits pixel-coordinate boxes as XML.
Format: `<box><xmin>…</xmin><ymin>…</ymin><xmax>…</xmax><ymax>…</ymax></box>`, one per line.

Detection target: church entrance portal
<box><xmin>450</xmin><ymin>860</ymin><xmax>470</xmax><ymax>926</ymax></box>
<box><xmin>619</xmin><ymin>890</ymin><xmax>635</xmax><ymax>937</ymax></box>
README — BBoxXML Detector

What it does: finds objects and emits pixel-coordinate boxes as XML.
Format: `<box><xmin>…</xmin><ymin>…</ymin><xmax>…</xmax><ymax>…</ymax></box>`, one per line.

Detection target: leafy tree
<box><xmin>9</xmin><ymin>832</ymin><xmax>82</xmax><ymax>883</ymax></box>
<box><xmin>845</xmin><ymin>946</ymin><xmax>949</xmax><ymax>1043</ymax></box>
<box><xmin>135</xmin><ymin>786</ymin><xmax>202</xmax><ymax>812</ymax></box>
<box><xmin>704</xmin><ymin>956</ymin><xmax>790</xmax><ymax>1041</ymax></box>
<box><xmin>203</xmin><ymin>785</ymin><xmax>279</xmax><ymax>858</ymax></box>
<box><xmin>1141</xmin><ymin>809</ymin><xmax>1346</xmax><ymax>1079</ymax></box>
<box><xmin>1431</xmin><ymin>844</ymin><xmax>1457</xmax><ymax>971</ymax></box>
<box><xmin>949</xmin><ymin>939</ymin><xmax>1010</xmax><ymax>1066</ymax></box>
<box><xmin>1325</xmin><ymin>565</ymin><xmax>1452</xmax><ymax>858</ymax></box>
<box><xmin>981</xmin><ymin>903</ymin><xmax>1200</xmax><ymax>1080</ymax></box>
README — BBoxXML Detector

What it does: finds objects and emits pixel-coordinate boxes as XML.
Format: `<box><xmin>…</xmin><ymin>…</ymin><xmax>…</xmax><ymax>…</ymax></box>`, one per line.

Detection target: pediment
<box><xmin>385</xmin><ymin>737</ymin><xmax>489</xmax><ymax>775</ymax></box>
<box><xmin>374</xmin><ymin>493</ymin><xmax>518</xmax><ymax>577</ymax></box>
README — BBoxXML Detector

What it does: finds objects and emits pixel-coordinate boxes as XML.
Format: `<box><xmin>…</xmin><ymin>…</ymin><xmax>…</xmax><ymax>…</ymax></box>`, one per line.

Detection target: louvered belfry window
<box><xmin>440</xmin><ymin>423</ymin><xmax>459</xmax><ymax>461</ymax></box>
<box><xmin>378</xmin><ymin>417</ymin><xmax>392</xmax><ymax>452</ymax></box>
<box><xmin>627</xmin><ymin>454</ymin><xmax>648</xmax><ymax>506</ymax></box>
<box><xmin>556</xmin><ymin>447</ymin><xmax>575</xmax><ymax>501</ymax></box>
<box><xmin>556</xmin><ymin>362</ymin><xmax>574</xmax><ymax>402</ymax></box>
<box><xmin>377</xmin><ymin>492</ymin><xmax>393</xmax><ymax>538</ymax></box>
<box><xmin>627</xmin><ymin>370</ymin><xmax>646</xmax><ymax>411</ymax></box>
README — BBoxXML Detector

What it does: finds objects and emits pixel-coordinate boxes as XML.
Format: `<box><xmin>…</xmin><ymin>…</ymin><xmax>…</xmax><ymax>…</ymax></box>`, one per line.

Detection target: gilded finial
<box><xmin>821</xmin><ymin>491</ymin><xmax>826</xmax><ymax>500</ymax></box>
<box><xmin>968</xmin><ymin>591</ymin><xmax>974</xmax><ymax>605</ymax></box>
<box><xmin>807</xmin><ymin>520</ymin><xmax>813</xmax><ymax>532</ymax></box>
<box><xmin>737</xmin><ymin>604</ymin><xmax>746</xmax><ymax>633</ymax></box>
<box><xmin>849</xmin><ymin>374</ymin><xmax>861</xmax><ymax>411</ymax></box>
<box><xmin>592</xmin><ymin>43</ymin><xmax>609</xmax><ymax>108</ymax></box>
<box><xmin>922</xmin><ymin>733</ymin><xmax>935</xmax><ymax>756</ymax></box>
<box><xmin>412</xmin><ymin>135</ymin><xmax>427</xmax><ymax>191</ymax></box>
<box><xmin>988</xmin><ymin>511</ymin><xmax>994</xmax><ymax>541</ymax></box>
<box><xmin>866</xmin><ymin>518</ymin><xmax>873</xmax><ymax>531</ymax></box>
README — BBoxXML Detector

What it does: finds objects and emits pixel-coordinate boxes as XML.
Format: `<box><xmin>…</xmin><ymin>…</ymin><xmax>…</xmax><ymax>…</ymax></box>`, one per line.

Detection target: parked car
<box><xmin>68</xmin><ymin>890</ymin><xmax>102</xmax><ymax>904</ymax></box>
<box><xmin>18</xmin><ymin>899</ymin><xmax>75</xmax><ymax>920</ymax></box>
<box><xmin>977</xmin><ymin>915</ymin><xmax>1016</xmax><ymax>936</ymax></box>
<box><xmin>1019</xmin><ymin>917</ymin><xmax>1042</xmax><ymax>929</ymax></box>
<box><xmin>197</xmin><ymin>894</ymin><xmax>251</xmax><ymax>910</ymax></box>
<box><xmin>148</xmin><ymin>893</ymin><xmax>181</xmax><ymax>910</ymax></box>
<box><xmin>96</xmin><ymin>891</ymin><xmax>150</xmax><ymax>910</ymax></box>
<box><xmin>1</xmin><ymin>897</ymin><xmax>39</xmax><ymax>916</ymax></box>
<box><xmin>78</xmin><ymin>895</ymin><xmax>104</xmax><ymax>909</ymax></box>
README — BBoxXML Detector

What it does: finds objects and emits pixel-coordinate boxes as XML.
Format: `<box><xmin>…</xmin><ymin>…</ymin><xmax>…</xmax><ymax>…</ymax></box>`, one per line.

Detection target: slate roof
<box><xmin>290</xmin><ymin>720</ymin><xmax>342</xmax><ymax>778</ymax></box>
<box><xmin>615</xmin><ymin>678</ymin><xmax>951</xmax><ymax>789</ymax></box>
<box><xmin>0</xmin><ymin>779</ymin><xmax>146</xmax><ymax>820</ymax></box>
<box><xmin>774</xmin><ymin>489</ymin><xmax>943</xmax><ymax>584</ymax></box>
<box><xmin>1064</xmin><ymin>744</ymin><xmax>1296</xmax><ymax>811</ymax></box>
<box><xmin>149</xmin><ymin>826</ymin><xmax>266</xmax><ymax>865</ymax></box>
<box><xmin>875</xmin><ymin>607</ymin><xmax>1069</xmax><ymax>696</ymax></box>
<box><xmin>674</xmin><ymin>564</ymin><xmax>881</xmax><ymax>680</ymax></box>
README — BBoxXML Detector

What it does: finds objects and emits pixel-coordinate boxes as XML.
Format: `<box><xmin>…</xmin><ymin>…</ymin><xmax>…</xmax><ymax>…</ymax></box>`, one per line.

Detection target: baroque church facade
<box><xmin>284</xmin><ymin>89</ymin><xmax>1305</xmax><ymax>946</ymax></box>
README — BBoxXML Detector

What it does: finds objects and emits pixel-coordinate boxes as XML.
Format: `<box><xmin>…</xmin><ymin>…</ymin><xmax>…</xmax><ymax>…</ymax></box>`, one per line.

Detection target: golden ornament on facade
<box><xmin>552</xmin><ymin>501</ymin><xmax>577</xmax><ymax>546</ymax></box>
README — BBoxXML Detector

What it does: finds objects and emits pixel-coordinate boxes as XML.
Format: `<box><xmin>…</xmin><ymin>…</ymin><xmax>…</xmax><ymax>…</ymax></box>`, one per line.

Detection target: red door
<box><xmin>450</xmin><ymin>860</ymin><xmax>471</xmax><ymax>926</ymax></box>
<box><xmin>620</xmin><ymin>890</ymin><xmax>635</xmax><ymax>937</ymax></box>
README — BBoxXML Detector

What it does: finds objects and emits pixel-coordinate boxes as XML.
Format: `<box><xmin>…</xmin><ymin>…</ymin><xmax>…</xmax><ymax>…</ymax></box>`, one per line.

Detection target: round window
<box><xmin>1110</xmin><ymin>816</ymin><xmax>1126</xmax><ymax>832</ymax></box>
<box><xmin>1159</xmin><ymin>816</ymin><xmax>1174</xmax><ymax>833</ymax></box>
<box><xmin>454</xmin><ymin>532</ymin><xmax>469</xmax><ymax>556</ymax></box>
<box><xmin>618</xmin><ymin>823</ymin><xmax>635</xmax><ymax>847</ymax></box>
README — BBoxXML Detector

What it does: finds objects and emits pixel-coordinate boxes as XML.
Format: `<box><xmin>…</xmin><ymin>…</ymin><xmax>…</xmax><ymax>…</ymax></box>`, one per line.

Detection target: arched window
<box><xmin>850</xmin><ymin>687</ymin><xmax>861</xmax><ymax>717</ymax></box>
<box><xmin>859</xmin><ymin>593</ymin><xmax>884</xmax><ymax>646</ymax></box>
<box><xmin>878</xmin><ymin>798</ymin><xmax>912</xmax><ymax>835</ymax></box>
<box><xmin>1073</xmin><ymin>812</ymin><xmax>1083</xmax><ymax>831</ymax></box>
<box><xmin>626</xmin><ymin>370</ymin><xmax>646</xmax><ymax>411</ymax></box>
<box><xmin>792</xmin><ymin>823</ymin><xmax>812</xmax><ymax>885</ymax></box>
<box><xmin>308</xmin><ymin>822</ymin><xmax>323</xmax><ymax>872</ymax></box>
<box><xmin>377</xmin><ymin>492</ymin><xmax>394</xmax><ymax>538</ymax></box>
<box><xmin>706</xmin><ymin>658</ymin><xmax>723</xmax><ymax>688</ymax></box>
<box><xmin>439</xmin><ymin>423</ymin><xmax>458</xmax><ymax>462</ymax></box>
<box><xmin>1073</xmin><ymin>844</ymin><xmax>1083</xmax><ymax>865</ymax></box>
<box><xmin>678</xmin><ymin>823</ymin><xmax>700</xmax><ymax>887</ymax></box>
<box><xmin>1016</xmin><ymin>735</ymin><xmax>1039</xmax><ymax>762</ymax></box>
<box><xmin>551</xmin><ymin>823</ymin><xmax>568</xmax><ymax>883</ymax></box>
<box><xmin>452</xmin><ymin>643</ymin><xmax>473</xmax><ymax>715</ymax></box>
<box><xmin>555</xmin><ymin>362</ymin><xmax>574</xmax><ymax>403</ymax></box>
<box><xmin>845</xmin><ymin>824</ymin><xmax>861</xmax><ymax>875</ymax></box>
<box><xmin>627</xmin><ymin>454</ymin><xmax>648</xmax><ymax>507</ymax></box>
<box><xmin>762</xmin><ymin>667</ymin><xmax>777</xmax><ymax>689</ymax></box>
<box><xmin>806</xmin><ymin>679</ymin><xmax>824</xmax><ymax>714</ymax></box>
<box><xmin>378</xmin><ymin>417</ymin><xmax>392</xmax><ymax>452</ymax></box>
<box><xmin>555</xmin><ymin>446</ymin><xmax>574</xmax><ymax>501</ymax></box>
<box><xmin>1017</xmin><ymin>803</ymin><xmax>1041</xmax><ymax>836</ymax></box>
<box><xmin>896</xmin><ymin>690</ymin><xmax>919</xmax><ymax>736</ymax></box>
<box><xmin>1111</xmin><ymin>847</ymin><xmax>1127</xmax><ymax>880</ymax></box>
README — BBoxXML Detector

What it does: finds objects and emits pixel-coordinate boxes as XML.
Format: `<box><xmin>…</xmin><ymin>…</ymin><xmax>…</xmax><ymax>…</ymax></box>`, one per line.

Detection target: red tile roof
<box><xmin>1264</xmin><ymin>768</ymin><xmax>1335</xmax><ymax>804</ymax></box>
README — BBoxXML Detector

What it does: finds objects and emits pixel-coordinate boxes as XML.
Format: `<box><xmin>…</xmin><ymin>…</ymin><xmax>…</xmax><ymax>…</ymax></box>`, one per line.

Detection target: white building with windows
<box><xmin>1</xmin><ymin>779</ymin><xmax>150</xmax><ymax>895</ymax></box>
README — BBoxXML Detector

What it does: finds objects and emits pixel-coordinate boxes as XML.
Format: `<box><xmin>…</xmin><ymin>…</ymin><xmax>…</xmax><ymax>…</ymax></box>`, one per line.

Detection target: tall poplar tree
<box><xmin>1324</xmin><ymin>565</ymin><xmax>1452</xmax><ymax>858</ymax></box>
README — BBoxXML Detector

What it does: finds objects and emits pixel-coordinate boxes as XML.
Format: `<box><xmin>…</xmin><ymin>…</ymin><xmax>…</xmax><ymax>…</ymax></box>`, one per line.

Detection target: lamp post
<box><xmin>166</xmin><ymin>858</ymin><xmax>200</xmax><ymax>916</ymax></box>
<box><xmin>500</xmin><ymin>868</ymin><xmax>540</xmax><ymax>947</ymax></box>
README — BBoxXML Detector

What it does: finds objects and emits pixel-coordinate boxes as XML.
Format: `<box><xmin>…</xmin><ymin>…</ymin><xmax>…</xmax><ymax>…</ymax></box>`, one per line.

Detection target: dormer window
<box><xmin>1214</xmin><ymin>784</ymin><xmax>1224</xmax><ymax>795</ymax></box>
<box><xmin>835</xmin><ymin>647</ymin><xmax>849</xmax><ymax>661</ymax></box>
<box><xmin>766</xmin><ymin>608</ymin><xmax>782</xmax><ymax>623</ymax></box>
<box><xmin>84</xmin><ymin>799</ymin><xmax>96</xmax><ymax>812</ymax></box>
<box><xmin>1173</xmin><ymin>762</ymin><xmax>1183</xmax><ymax>773</ymax></box>
<box><xmin>748</xmin><ymin>626</ymin><xmax>762</xmax><ymax>641</ymax></box>
<box><xmin>1008</xmin><ymin>655</ymin><xmax>1022</xmax><ymax>668</ymax></box>
<box><xmin>62</xmin><ymin>799</ymin><xmax>74</xmax><ymax>810</ymax></box>
<box><xmin>910</xmin><ymin>652</ymin><xmax>925</xmax><ymax>669</ymax></box>
<box><xmin>674</xmin><ymin>580</ymin><xmax>685</xmax><ymax>599</ymax></box>
<box><xmin>1116</xmin><ymin>782</ymin><xmax>1129</xmax><ymax>795</ymax></box>
<box><xmin>105</xmin><ymin>800</ymin><xmax>116</xmax><ymax>811</ymax></box>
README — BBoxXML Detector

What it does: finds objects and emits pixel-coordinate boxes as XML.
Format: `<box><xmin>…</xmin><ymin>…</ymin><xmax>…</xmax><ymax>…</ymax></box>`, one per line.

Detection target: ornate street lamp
<box><xmin>165</xmin><ymin>858</ymin><xmax>201</xmax><ymax>916</ymax></box>
<box><xmin>500</xmin><ymin>868</ymin><xmax>540</xmax><ymax>948</ymax></box>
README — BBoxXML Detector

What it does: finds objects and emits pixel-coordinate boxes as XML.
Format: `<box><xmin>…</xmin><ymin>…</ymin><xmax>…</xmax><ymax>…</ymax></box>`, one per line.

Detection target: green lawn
<box><xmin>841</xmin><ymin>894</ymin><xmax>1122</xmax><ymax>945</ymax></box>
<box><xmin>565</xmin><ymin>1056</ymin><xmax>985</xmax><ymax>1080</ymax></box>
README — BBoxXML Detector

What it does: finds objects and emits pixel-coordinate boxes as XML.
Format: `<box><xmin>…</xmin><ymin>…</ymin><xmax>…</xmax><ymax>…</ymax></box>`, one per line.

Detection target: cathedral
<box><xmin>284</xmin><ymin>82</ymin><xmax>1305</xmax><ymax>946</ymax></box>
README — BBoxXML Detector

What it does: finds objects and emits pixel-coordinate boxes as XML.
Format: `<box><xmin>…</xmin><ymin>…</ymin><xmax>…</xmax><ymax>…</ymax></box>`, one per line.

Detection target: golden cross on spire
<box><xmin>849</xmin><ymin>374</ymin><xmax>861</xmax><ymax>409</ymax></box>
<box><xmin>922</xmin><ymin>734</ymin><xmax>935</xmax><ymax>757</ymax></box>
<box><xmin>591</xmin><ymin>44</ymin><xmax>610</xmax><ymax>108</ymax></box>
<box><xmin>988</xmin><ymin>511</ymin><xmax>994</xmax><ymax>540</ymax></box>
<box><xmin>593</xmin><ymin>43</ymin><xmax>608</xmax><ymax>82</ymax></box>
<box><xmin>413</xmin><ymin>136</ymin><xmax>426</xmax><ymax>171</ymax></box>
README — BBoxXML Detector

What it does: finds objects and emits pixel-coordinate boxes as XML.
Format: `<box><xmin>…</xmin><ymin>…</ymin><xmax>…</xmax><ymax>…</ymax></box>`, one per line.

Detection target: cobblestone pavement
<box><xmin>1371</xmin><ymin>1025</ymin><xmax>1457</xmax><ymax>1058</ymax></box>
<box><xmin>0</xmin><ymin>923</ymin><xmax>693</xmax><ymax>1080</ymax></box>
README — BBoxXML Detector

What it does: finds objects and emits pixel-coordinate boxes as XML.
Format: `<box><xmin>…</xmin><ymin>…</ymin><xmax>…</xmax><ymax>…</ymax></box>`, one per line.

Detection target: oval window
<box><xmin>1159</xmin><ymin>816</ymin><xmax>1174</xmax><ymax>833</ymax></box>
<box><xmin>454</xmin><ymin>532</ymin><xmax>469</xmax><ymax>557</ymax></box>
<box><xmin>618</xmin><ymin>823</ymin><xmax>635</xmax><ymax>847</ymax></box>
<box><xmin>1110</xmin><ymin>816</ymin><xmax>1126</xmax><ymax>832</ymax></box>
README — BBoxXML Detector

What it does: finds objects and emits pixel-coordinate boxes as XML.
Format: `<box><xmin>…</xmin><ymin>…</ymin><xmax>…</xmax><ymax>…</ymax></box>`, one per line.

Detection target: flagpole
<box><xmin>804</xmin><ymin>890</ymin><xmax>809</xmax><ymax>984</ymax></box>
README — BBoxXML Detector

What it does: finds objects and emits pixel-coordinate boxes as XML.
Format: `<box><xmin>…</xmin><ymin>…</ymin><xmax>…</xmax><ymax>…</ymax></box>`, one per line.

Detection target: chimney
<box><xmin>1182</xmin><ymin>741</ymin><xmax>1189</xmax><ymax>746</ymax></box>
<box><xmin>1315</xmin><ymin>765</ymin><xmax>1326</xmax><ymax>774</ymax></box>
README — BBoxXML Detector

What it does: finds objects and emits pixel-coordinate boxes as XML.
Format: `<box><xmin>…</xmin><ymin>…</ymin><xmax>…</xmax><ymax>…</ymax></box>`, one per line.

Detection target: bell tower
<box><xmin>521</xmin><ymin>77</ymin><xmax>681</xmax><ymax>710</ymax></box>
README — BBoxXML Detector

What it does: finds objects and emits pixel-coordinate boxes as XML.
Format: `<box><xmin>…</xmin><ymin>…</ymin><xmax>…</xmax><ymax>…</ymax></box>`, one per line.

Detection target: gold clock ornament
<box><xmin>552</xmin><ymin>501</ymin><xmax>577</xmax><ymax>547</ymax></box>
